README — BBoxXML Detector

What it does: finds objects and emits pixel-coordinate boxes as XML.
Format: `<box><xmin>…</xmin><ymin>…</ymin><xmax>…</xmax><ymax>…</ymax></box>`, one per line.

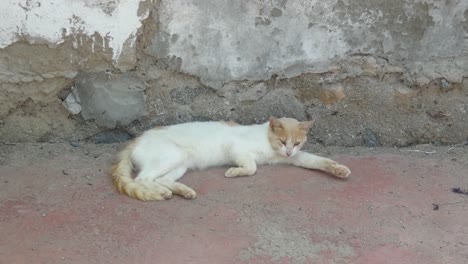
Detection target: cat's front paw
<box><xmin>159</xmin><ymin>188</ymin><xmax>173</xmax><ymax>199</ymax></box>
<box><xmin>180</xmin><ymin>188</ymin><xmax>197</xmax><ymax>199</ymax></box>
<box><xmin>225</xmin><ymin>166</ymin><xmax>256</xmax><ymax>177</ymax></box>
<box><xmin>225</xmin><ymin>167</ymin><xmax>241</xmax><ymax>177</ymax></box>
<box><xmin>329</xmin><ymin>164</ymin><xmax>351</xmax><ymax>178</ymax></box>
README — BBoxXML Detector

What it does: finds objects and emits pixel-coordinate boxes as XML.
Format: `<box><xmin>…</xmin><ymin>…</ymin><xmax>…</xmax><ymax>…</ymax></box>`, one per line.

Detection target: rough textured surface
<box><xmin>0</xmin><ymin>0</ymin><xmax>467</xmax><ymax>146</ymax></box>
<box><xmin>1</xmin><ymin>142</ymin><xmax>468</xmax><ymax>263</ymax></box>
<box><xmin>74</xmin><ymin>72</ymin><xmax>147</xmax><ymax>129</ymax></box>
<box><xmin>0</xmin><ymin>0</ymin><xmax>147</xmax><ymax>65</ymax></box>
<box><xmin>149</xmin><ymin>0</ymin><xmax>466</xmax><ymax>87</ymax></box>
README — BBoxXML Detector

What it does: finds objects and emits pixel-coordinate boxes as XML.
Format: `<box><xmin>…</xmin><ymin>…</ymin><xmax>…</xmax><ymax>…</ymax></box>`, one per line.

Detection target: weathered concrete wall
<box><xmin>0</xmin><ymin>0</ymin><xmax>147</xmax><ymax>66</ymax></box>
<box><xmin>0</xmin><ymin>0</ymin><xmax>467</xmax><ymax>146</ymax></box>
<box><xmin>149</xmin><ymin>0</ymin><xmax>466</xmax><ymax>87</ymax></box>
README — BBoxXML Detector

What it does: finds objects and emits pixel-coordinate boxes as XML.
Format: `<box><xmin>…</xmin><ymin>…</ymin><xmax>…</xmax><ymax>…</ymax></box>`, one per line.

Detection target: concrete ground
<box><xmin>0</xmin><ymin>143</ymin><xmax>467</xmax><ymax>264</ymax></box>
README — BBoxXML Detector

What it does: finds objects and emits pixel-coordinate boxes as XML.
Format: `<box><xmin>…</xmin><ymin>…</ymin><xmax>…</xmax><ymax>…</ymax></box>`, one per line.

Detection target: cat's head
<box><xmin>268</xmin><ymin>117</ymin><xmax>314</xmax><ymax>158</ymax></box>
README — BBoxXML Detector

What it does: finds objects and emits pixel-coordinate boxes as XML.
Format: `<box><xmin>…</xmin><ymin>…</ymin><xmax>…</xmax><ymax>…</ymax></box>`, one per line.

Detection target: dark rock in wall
<box><xmin>74</xmin><ymin>72</ymin><xmax>147</xmax><ymax>129</ymax></box>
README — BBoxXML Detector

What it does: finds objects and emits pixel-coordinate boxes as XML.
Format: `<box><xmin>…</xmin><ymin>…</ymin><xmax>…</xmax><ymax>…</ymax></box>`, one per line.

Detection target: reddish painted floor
<box><xmin>0</xmin><ymin>143</ymin><xmax>467</xmax><ymax>264</ymax></box>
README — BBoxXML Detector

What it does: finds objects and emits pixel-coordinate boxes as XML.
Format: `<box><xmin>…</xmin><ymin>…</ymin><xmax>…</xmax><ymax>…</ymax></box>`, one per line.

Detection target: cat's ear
<box><xmin>269</xmin><ymin>117</ymin><xmax>282</xmax><ymax>129</ymax></box>
<box><xmin>299</xmin><ymin>120</ymin><xmax>314</xmax><ymax>131</ymax></box>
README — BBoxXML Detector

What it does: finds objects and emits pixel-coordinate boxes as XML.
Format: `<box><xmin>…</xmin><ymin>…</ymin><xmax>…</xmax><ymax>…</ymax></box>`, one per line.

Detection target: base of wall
<box><xmin>1</xmin><ymin>54</ymin><xmax>466</xmax><ymax>147</ymax></box>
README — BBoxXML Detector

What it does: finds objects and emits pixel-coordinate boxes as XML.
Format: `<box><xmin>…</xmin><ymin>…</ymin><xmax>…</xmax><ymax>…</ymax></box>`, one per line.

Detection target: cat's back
<box><xmin>135</xmin><ymin>120</ymin><xmax>271</xmax><ymax>167</ymax></box>
<box><xmin>166</xmin><ymin>121</ymin><xmax>238</xmax><ymax>134</ymax></box>
<box><xmin>141</xmin><ymin>121</ymin><xmax>246</xmax><ymax>141</ymax></box>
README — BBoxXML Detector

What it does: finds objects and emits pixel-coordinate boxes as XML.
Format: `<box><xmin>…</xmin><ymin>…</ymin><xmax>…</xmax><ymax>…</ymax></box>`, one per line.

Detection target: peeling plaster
<box><xmin>0</xmin><ymin>0</ymin><xmax>148</xmax><ymax>62</ymax></box>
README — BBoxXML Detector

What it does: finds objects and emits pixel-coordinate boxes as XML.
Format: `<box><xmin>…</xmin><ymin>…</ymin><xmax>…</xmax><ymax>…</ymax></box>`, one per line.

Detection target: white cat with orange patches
<box><xmin>112</xmin><ymin>117</ymin><xmax>351</xmax><ymax>201</ymax></box>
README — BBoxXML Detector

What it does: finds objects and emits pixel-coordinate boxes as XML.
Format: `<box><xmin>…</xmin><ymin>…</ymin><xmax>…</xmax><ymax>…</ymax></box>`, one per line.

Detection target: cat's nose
<box><xmin>286</xmin><ymin>150</ymin><xmax>292</xmax><ymax>157</ymax></box>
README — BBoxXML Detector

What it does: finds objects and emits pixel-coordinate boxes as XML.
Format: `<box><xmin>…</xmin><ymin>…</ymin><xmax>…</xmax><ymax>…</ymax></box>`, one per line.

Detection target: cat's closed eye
<box><xmin>294</xmin><ymin>142</ymin><xmax>300</xmax><ymax>146</ymax></box>
<box><xmin>280</xmin><ymin>140</ymin><xmax>286</xmax><ymax>145</ymax></box>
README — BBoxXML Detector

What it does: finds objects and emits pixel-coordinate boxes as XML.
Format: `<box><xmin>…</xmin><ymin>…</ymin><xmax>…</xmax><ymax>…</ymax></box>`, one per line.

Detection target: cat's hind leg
<box><xmin>135</xmin><ymin>145</ymin><xmax>184</xmax><ymax>181</ymax></box>
<box><xmin>136</xmin><ymin>167</ymin><xmax>172</xmax><ymax>182</ymax></box>
<box><xmin>132</xmin><ymin>179</ymin><xmax>173</xmax><ymax>200</ymax></box>
<box><xmin>156</xmin><ymin>167</ymin><xmax>197</xmax><ymax>199</ymax></box>
<box><xmin>135</xmin><ymin>156</ymin><xmax>184</xmax><ymax>199</ymax></box>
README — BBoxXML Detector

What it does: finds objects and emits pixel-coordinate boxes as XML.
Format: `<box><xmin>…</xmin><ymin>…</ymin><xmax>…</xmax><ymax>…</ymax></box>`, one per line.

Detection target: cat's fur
<box><xmin>112</xmin><ymin>117</ymin><xmax>351</xmax><ymax>201</ymax></box>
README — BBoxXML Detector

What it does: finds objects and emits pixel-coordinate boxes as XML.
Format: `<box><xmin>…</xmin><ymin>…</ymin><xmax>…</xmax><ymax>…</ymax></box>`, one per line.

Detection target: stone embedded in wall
<box><xmin>74</xmin><ymin>72</ymin><xmax>147</xmax><ymax>129</ymax></box>
<box><xmin>238</xmin><ymin>82</ymin><xmax>268</xmax><ymax>102</ymax></box>
<box><xmin>189</xmin><ymin>87</ymin><xmax>306</xmax><ymax>125</ymax></box>
<box><xmin>219</xmin><ymin>82</ymin><xmax>268</xmax><ymax>102</ymax></box>
<box><xmin>440</xmin><ymin>78</ymin><xmax>451</xmax><ymax>91</ymax></box>
<box><xmin>318</xmin><ymin>84</ymin><xmax>345</xmax><ymax>105</ymax></box>
<box><xmin>362</xmin><ymin>128</ymin><xmax>381</xmax><ymax>147</ymax></box>
<box><xmin>62</xmin><ymin>89</ymin><xmax>82</xmax><ymax>115</ymax></box>
<box><xmin>236</xmin><ymin>89</ymin><xmax>306</xmax><ymax>124</ymax></box>
<box><xmin>394</xmin><ymin>86</ymin><xmax>418</xmax><ymax>100</ymax></box>
<box><xmin>145</xmin><ymin>65</ymin><xmax>165</xmax><ymax>80</ymax></box>
<box><xmin>191</xmin><ymin>93</ymin><xmax>233</xmax><ymax>121</ymax></box>
<box><xmin>170</xmin><ymin>86</ymin><xmax>212</xmax><ymax>105</ymax></box>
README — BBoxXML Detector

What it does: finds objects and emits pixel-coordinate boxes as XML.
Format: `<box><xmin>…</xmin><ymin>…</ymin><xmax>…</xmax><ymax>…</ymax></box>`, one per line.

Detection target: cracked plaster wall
<box><xmin>149</xmin><ymin>0</ymin><xmax>467</xmax><ymax>87</ymax></box>
<box><xmin>0</xmin><ymin>0</ymin><xmax>467</xmax><ymax>146</ymax></box>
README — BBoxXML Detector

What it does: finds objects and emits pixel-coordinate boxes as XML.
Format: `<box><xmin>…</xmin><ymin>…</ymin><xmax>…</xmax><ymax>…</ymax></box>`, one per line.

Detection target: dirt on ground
<box><xmin>0</xmin><ymin>142</ymin><xmax>467</xmax><ymax>264</ymax></box>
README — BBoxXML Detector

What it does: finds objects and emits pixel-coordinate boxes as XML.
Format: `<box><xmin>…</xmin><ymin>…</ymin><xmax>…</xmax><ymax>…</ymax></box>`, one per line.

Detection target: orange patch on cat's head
<box><xmin>268</xmin><ymin>117</ymin><xmax>314</xmax><ymax>157</ymax></box>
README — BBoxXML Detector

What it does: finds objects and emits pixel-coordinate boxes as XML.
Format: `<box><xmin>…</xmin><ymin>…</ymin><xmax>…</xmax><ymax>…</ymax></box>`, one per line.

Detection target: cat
<box><xmin>112</xmin><ymin>117</ymin><xmax>351</xmax><ymax>201</ymax></box>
